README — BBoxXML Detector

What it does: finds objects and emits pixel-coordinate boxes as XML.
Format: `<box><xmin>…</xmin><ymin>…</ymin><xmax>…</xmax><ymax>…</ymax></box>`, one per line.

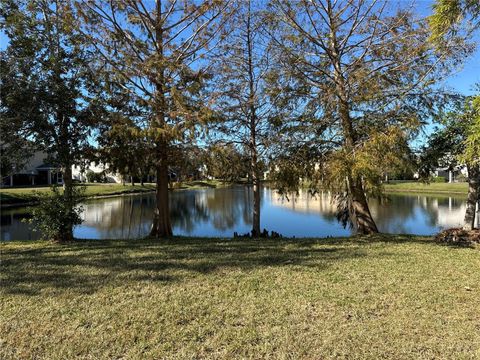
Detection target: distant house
<box><xmin>433</xmin><ymin>165</ymin><xmax>467</xmax><ymax>183</ymax></box>
<box><xmin>1</xmin><ymin>151</ymin><xmax>63</xmax><ymax>187</ymax></box>
<box><xmin>429</xmin><ymin>153</ymin><xmax>468</xmax><ymax>183</ymax></box>
<box><xmin>1</xmin><ymin>151</ymin><xmax>124</xmax><ymax>187</ymax></box>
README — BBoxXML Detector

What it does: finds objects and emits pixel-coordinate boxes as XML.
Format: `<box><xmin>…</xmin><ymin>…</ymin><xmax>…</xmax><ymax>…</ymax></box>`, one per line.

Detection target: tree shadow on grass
<box><xmin>0</xmin><ymin>234</ymin><xmax>459</xmax><ymax>296</ymax></box>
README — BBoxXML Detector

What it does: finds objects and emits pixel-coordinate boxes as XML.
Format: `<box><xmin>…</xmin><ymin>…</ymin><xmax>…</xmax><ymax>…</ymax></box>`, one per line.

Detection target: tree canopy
<box><xmin>1</xmin><ymin>0</ymin><xmax>100</xmax><ymax>241</ymax></box>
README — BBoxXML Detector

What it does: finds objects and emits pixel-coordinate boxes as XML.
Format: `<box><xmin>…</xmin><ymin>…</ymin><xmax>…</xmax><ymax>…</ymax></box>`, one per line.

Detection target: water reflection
<box><xmin>1</xmin><ymin>186</ymin><xmax>478</xmax><ymax>240</ymax></box>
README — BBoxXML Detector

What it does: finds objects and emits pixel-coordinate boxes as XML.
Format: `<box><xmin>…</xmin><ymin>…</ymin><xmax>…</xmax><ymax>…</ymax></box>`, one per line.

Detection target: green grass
<box><xmin>0</xmin><ymin>180</ymin><xmax>228</xmax><ymax>206</ymax></box>
<box><xmin>1</xmin><ymin>235</ymin><xmax>479</xmax><ymax>359</ymax></box>
<box><xmin>173</xmin><ymin>179</ymin><xmax>231</xmax><ymax>190</ymax></box>
<box><xmin>0</xmin><ymin>183</ymin><xmax>156</xmax><ymax>206</ymax></box>
<box><xmin>384</xmin><ymin>181</ymin><xmax>468</xmax><ymax>194</ymax></box>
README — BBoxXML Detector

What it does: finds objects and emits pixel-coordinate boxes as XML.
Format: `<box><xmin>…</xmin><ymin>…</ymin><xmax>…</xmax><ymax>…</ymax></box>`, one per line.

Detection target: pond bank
<box><xmin>383</xmin><ymin>181</ymin><xmax>468</xmax><ymax>195</ymax></box>
<box><xmin>0</xmin><ymin>180</ymin><xmax>230</xmax><ymax>207</ymax></box>
<box><xmin>1</xmin><ymin>235</ymin><xmax>478</xmax><ymax>359</ymax></box>
<box><xmin>1</xmin><ymin>181</ymin><xmax>468</xmax><ymax>207</ymax></box>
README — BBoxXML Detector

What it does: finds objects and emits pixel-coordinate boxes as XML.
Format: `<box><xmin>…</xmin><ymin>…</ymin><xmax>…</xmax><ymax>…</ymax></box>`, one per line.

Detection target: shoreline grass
<box><xmin>0</xmin><ymin>180</ymin><xmax>230</xmax><ymax>207</ymax></box>
<box><xmin>383</xmin><ymin>181</ymin><xmax>468</xmax><ymax>195</ymax></box>
<box><xmin>1</xmin><ymin>235</ymin><xmax>479</xmax><ymax>359</ymax></box>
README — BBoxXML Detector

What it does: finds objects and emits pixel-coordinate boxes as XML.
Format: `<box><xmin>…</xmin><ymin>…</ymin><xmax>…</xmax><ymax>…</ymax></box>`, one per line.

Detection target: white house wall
<box><xmin>72</xmin><ymin>162</ymin><xmax>123</xmax><ymax>183</ymax></box>
<box><xmin>17</xmin><ymin>151</ymin><xmax>49</xmax><ymax>174</ymax></box>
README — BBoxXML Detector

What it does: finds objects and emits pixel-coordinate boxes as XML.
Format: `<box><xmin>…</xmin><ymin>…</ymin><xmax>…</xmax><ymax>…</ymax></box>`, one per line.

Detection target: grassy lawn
<box><xmin>0</xmin><ymin>180</ymin><xmax>228</xmax><ymax>206</ymax></box>
<box><xmin>173</xmin><ymin>179</ymin><xmax>232</xmax><ymax>190</ymax></box>
<box><xmin>0</xmin><ymin>183</ymin><xmax>156</xmax><ymax>206</ymax></box>
<box><xmin>384</xmin><ymin>181</ymin><xmax>468</xmax><ymax>194</ymax></box>
<box><xmin>1</xmin><ymin>236</ymin><xmax>479</xmax><ymax>359</ymax></box>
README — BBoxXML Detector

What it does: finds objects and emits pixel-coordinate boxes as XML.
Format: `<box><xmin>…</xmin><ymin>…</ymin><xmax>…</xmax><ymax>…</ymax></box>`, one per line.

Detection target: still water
<box><xmin>1</xmin><ymin>186</ymin><xmax>478</xmax><ymax>240</ymax></box>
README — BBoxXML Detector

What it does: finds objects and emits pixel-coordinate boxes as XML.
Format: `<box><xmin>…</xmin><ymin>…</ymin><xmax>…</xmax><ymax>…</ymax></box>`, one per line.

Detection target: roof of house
<box><xmin>36</xmin><ymin>163</ymin><xmax>57</xmax><ymax>170</ymax></box>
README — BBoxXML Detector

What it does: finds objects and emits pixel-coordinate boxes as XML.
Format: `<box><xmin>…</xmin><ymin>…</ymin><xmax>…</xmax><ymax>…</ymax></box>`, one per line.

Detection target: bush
<box><xmin>28</xmin><ymin>185</ymin><xmax>85</xmax><ymax>242</ymax></box>
<box><xmin>432</xmin><ymin>176</ymin><xmax>447</xmax><ymax>183</ymax></box>
<box><xmin>86</xmin><ymin>170</ymin><xmax>106</xmax><ymax>183</ymax></box>
<box><xmin>86</xmin><ymin>170</ymin><xmax>95</xmax><ymax>182</ymax></box>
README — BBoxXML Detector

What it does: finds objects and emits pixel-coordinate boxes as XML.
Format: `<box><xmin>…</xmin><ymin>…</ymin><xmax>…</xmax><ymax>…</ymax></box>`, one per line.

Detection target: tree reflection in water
<box><xmin>1</xmin><ymin>186</ymin><xmax>477</xmax><ymax>240</ymax></box>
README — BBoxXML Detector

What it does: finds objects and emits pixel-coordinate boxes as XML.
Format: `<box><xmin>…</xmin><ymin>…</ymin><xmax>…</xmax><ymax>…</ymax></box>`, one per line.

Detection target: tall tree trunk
<box><xmin>131</xmin><ymin>175</ymin><xmax>135</xmax><ymax>186</ymax></box>
<box><xmin>338</xmin><ymin>108</ymin><xmax>378</xmax><ymax>234</ymax></box>
<box><xmin>246</xmin><ymin>0</ymin><xmax>261</xmax><ymax>237</ymax></box>
<box><xmin>348</xmin><ymin>176</ymin><xmax>379</xmax><ymax>234</ymax></box>
<box><xmin>149</xmin><ymin>0</ymin><xmax>172</xmax><ymax>238</ymax></box>
<box><xmin>252</xmin><ymin>155</ymin><xmax>261</xmax><ymax>236</ymax></box>
<box><xmin>463</xmin><ymin>164</ymin><xmax>479</xmax><ymax>231</ymax></box>
<box><xmin>61</xmin><ymin>164</ymin><xmax>74</xmax><ymax>242</ymax></box>
<box><xmin>59</xmin><ymin>111</ymin><xmax>74</xmax><ymax>242</ymax></box>
<box><xmin>334</xmin><ymin>76</ymin><xmax>378</xmax><ymax>234</ymax></box>
<box><xmin>150</xmin><ymin>144</ymin><xmax>172</xmax><ymax>238</ymax></box>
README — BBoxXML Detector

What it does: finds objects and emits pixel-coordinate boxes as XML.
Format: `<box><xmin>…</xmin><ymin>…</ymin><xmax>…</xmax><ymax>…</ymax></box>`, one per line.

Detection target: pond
<box><xmin>1</xmin><ymin>186</ymin><xmax>478</xmax><ymax>240</ymax></box>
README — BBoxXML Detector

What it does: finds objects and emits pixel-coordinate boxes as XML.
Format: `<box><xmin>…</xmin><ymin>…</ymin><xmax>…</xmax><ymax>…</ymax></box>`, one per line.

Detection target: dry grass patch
<box><xmin>1</xmin><ymin>235</ymin><xmax>479</xmax><ymax>359</ymax></box>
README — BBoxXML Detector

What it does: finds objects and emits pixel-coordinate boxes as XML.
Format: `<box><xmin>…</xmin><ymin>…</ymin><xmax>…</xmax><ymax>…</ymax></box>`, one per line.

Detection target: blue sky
<box><xmin>413</xmin><ymin>0</ymin><xmax>480</xmax><ymax>95</ymax></box>
<box><xmin>443</xmin><ymin>47</ymin><xmax>480</xmax><ymax>95</ymax></box>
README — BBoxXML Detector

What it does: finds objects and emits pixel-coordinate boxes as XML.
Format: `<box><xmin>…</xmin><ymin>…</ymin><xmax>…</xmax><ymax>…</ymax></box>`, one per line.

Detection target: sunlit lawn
<box><xmin>384</xmin><ymin>181</ymin><xmax>468</xmax><ymax>194</ymax></box>
<box><xmin>0</xmin><ymin>180</ymin><xmax>228</xmax><ymax>205</ymax></box>
<box><xmin>0</xmin><ymin>183</ymin><xmax>155</xmax><ymax>205</ymax></box>
<box><xmin>1</xmin><ymin>235</ymin><xmax>479</xmax><ymax>359</ymax></box>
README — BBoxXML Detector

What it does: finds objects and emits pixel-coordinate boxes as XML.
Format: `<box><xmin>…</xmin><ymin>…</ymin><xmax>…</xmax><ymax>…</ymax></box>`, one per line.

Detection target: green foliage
<box><xmin>271</xmin><ymin>127</ymin><xmax>414</xmax><ymax>199</ymax></box>
<box><xmin>459</xmin><ymin>95</ymin><xmax>480</xmax><ymax>165</ymax></box>
<box><xmin>420</xmin><ymin>96</ymin><xmax>478</xmax><ymax>178</ymax></box>
<box><xmin>97</xmin><ymin>114</ymin><xmax>154</xmax><ymax>182</ymax></box>
<box><xmin>328</xmin><ymin>127</ymin><xmax>414</xmax><ymax>197</ymax></box>
<box><xmin>203</xmin><ymin>144</ymin><xmax>250</xmax><ymax>182</ymax></box>
<box><xmin>429</xmin><ymin>0</ymin><xmax>480</xmax><ymax>43</ymax></box>
<box><xmin>28</xmin><ymin>186</ymin><xmax>85</xmax><ymax>242</ymax></box>
<box><xmin>85</xmin><ymin>170</ymin><xmax>106</xmax><ymax>183</ymax></box>
<box><xmin>169</xmin><ymin>145</ymin><xmax>206</xmax><ymax>181</ymax></box>
<box><xmin>78</xmin><ymin>0</ymin><xmax>230</xmax><ymax>154</ymax></box>
<box><xmin>209</xmin><ymin>0</ymin><xmax>274</xmax><ymax>182</ymax></box>
<box><xmin>432</xmin><ymin>176</ymin><xmax>447</xmax><ymax>183</ymax></box>
<box><xmin>0</xmin><ymin>52</ymin><xmax>35</xmax><ymax>177</ymax></box>
<box><xmin>1</xmin><ymin>0</ymin><xmax>100</xmax><ymax>180</ymax></box>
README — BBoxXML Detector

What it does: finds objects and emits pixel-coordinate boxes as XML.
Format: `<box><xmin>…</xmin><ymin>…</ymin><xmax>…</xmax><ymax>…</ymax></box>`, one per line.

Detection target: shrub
<box><xmin>86</xmin><ymin>170</ymin><xmax>96</xmax><ymax>182</ymax></box>
<box><xmin>28</xmin><ymin>185</ymin><xmax>85</xmax><ymax>242</ymax></box>
<box><xmin>86</xmin><ymin>170</ymin><xmax>106</xmax><ymax>183</ymax></box>
<box><xmin>432</xmin><ymin>176</ymin><xmax>447</xmax><ymax>183</ymax></box>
